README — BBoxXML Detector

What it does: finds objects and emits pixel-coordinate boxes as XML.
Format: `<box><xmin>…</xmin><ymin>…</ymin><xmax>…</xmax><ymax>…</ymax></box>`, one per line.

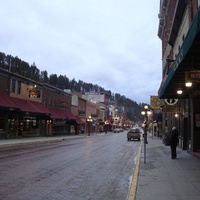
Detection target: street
<box><xmin>0</xmin><ymin>132</ymin><xmax>141</xmax><ymax>200</ymax></box>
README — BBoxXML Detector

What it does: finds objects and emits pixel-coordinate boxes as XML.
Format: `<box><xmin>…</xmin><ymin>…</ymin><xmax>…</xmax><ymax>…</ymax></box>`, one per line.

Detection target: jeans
<box><xmin>170</xmin><ymin>143</ymin><xmax>177</xmax><ymax>159</ymax></box>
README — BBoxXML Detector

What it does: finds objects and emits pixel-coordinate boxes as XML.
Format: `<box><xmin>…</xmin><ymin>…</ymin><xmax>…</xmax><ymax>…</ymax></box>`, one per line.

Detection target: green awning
<box><xmin>158</xmin><ymin>8</ymin><xmax>200</xmax><ymax>98</ymax></box>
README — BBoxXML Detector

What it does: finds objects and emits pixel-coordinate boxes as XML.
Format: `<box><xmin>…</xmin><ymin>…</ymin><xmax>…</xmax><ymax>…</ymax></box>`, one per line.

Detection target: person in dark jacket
<box><xmin>170</xmin><ymin>126</ymin><xmax>179</xmax><ymax>159</ymax></box>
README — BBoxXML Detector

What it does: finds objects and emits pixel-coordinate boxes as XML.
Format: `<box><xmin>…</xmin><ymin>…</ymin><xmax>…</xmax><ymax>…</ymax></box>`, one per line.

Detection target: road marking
<box><xmin>127</xmin><ymin>142</ymin><xmax>142</xmax><ymax>200</ymax></box>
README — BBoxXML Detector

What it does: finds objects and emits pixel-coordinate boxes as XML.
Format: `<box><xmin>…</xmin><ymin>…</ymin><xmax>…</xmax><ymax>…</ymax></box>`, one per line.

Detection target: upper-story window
<box><xmin>17</xmin><ymin>81</ymin><xmax>21</xmax><ymax>94</ymax></box>
<box><xmin>11</xmin><ymin>78</ymin><xmax>16</xmax><ymax>93</ymax></box>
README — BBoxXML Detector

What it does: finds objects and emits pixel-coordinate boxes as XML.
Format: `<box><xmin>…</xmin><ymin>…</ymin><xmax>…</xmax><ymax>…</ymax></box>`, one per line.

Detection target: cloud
<box><xmin>0</xmin><ymin>0</ymin><xmax>161</xmax><ymax>104</ymax></box>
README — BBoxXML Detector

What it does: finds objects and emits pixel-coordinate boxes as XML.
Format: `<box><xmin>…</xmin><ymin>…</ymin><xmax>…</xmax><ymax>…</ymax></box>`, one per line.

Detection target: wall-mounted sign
<box><xmin>162</xmin><ymin>105</ymin><xmax>179</xmax><ymax>113</ymax></box>
<box><xmin>185</xmin><ymin>70</ymin><xmax>200</xmax><ymax>82</ymax></box>
<box><xmin>60</xmin><ymin>102</ymin><xmax>68</xmax><ymax>108</ymax></box>
<box><xmin>29</xmin><ymin>90</ymin><xmax>40</xmax><ymax>98</ymax></box>
<box><xmin>91</xmin><ymin>113</ymin><xmax>98</xmax><ymax>118</ymax></box>
<box><xmin>150</xmin><ymin>96</ymin><xmax>161</xmax><ymax>110</ymax></box>
<box><xmin>165</xmin><ymin>99</ymin><xmax>178</xmax><ymax>106</ymax></box>
<box><xmin>79</xmin><ymin>110</ymin><xmax>85</xmax><ymax>116</ymax></box>
<box><xmin>71</xmin><ymin>95</ymin><xmax>78</xmax><ymax>106</ymax></box>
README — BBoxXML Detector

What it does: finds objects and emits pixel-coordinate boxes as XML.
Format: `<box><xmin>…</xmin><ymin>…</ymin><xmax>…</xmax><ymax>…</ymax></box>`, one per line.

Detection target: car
<box><xmin>113</xmin><ymin>128</ymin><xmax>120</xmax><ymax>133</ymax></box>
<box><xmin>127</xmin><ymin>128</ymin><xmax>141</xmax><ymax>141</ymax></box>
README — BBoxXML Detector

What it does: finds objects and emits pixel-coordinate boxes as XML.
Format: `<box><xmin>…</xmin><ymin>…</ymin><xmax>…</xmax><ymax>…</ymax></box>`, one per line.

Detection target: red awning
<box><xmin>0</xmin><ymin>92</ymin><xmax>50</xmax><ymax>114</ymax></box>
<box><xmin>13</xmin><ymin>98</ymin><xmax>36</xmax><ymax>113</ymax></box>
<box><xmin>29</xmin><ymin>101</ymin><xmax>50</xmax><ymax>114</ymax></box>
<box><xmin>0</xmin><ymin>93</ymin><xmax>83</xmax><ymax>121</ymax></box>
<box><xmin>0</xmin><ymin>92</ymin><xmax>19</xmax><ymax>109</ymax></box>
<box><xmin>12</xmin><ymin>98</ymin><xmax>50</xmax><ymax>114</ymax></box>
<box><xmin>47</xmin><ymin>107</ymin><xmax>80</xmax><ymax>120</ymax></box>
<box><xmin>66</xmin><ymin>111</ymin><xmax>77</xmax><ymax>120</ymax></box>
<box><xmin>47</xmin><ymin>107</ymin><xmax>69</xmax><ymax>119</ymax></box>
<box><xmin>74</xmin><ymin>117</ymin><xmax>84</xmax><ymax>124</ymax></box>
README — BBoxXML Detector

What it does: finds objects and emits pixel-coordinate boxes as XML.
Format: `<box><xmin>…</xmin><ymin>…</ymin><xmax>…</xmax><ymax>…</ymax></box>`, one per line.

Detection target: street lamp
<box><xmin>87</xmin><ymin>116</ymin><xmax>93</xmax><ymax>136</ymax></box>
<box><xmin>141</xmin><ymin>105</ymin><xmax>151</xmax><ymax>163</ymax></box>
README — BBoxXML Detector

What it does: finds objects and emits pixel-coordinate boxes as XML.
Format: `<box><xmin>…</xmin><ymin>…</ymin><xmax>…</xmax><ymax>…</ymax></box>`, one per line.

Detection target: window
<box><xmin>17</xmin><ymin>81</ymin><xmax>21</xmax><ymax>94</ymax></box>
<box><xmin>182</xmin><ymin>34</ymin><xmax>185</xmax><ymax>41</ymax></box>
<box><xmin>11</xmin><ymin>79</ymin><xmax>16</xmax><ymax>93</ymax></box>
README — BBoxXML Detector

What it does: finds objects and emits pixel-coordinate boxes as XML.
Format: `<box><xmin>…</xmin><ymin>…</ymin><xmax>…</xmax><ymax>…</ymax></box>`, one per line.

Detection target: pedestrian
<box><xmin>169</xmin><ymin>126</ymin><xmax>179</xmax><ymax>159</ymax></box>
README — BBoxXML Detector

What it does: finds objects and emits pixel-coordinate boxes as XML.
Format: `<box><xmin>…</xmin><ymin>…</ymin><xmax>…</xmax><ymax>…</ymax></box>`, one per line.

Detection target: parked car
<box><xmin>113</xmin><ymin>128</ymin><xmax>120</xmax><ymax>133</ymax></box>
<box><xmin>127</xmin><ymin>128</ymin><xmax>141</xmax><ymax>141</ymax></box>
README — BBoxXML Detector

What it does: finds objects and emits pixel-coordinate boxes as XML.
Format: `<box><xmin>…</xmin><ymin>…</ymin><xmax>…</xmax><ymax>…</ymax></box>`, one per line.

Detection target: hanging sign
<box><xmin>165</xmin><ymin>99</ymin><xmax>178</xmax><ymax>106</ymax></box>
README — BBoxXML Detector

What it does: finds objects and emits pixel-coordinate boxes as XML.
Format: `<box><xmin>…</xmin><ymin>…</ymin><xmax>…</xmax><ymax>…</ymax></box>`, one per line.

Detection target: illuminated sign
<box><xmin>29</xmin><ymin>90</ymin><xmax>40</xmax><ymax>98</ymax></box>
<box><xmin>165</xmin><ymin>99</ymin><xmax>178</xmax><ymax>106</ymax></box>
<box><xmin>150</xmin><ymin>96</ymin><xmax>161</xmax><ymax>110</ymax></box>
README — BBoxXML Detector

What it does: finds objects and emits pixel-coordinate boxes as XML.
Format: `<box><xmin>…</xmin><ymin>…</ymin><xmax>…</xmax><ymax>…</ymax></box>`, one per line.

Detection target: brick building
<box><xmin>0</xmin><ymin>68</ymin><xmax>83</xmax><ymax>139</ymax></box>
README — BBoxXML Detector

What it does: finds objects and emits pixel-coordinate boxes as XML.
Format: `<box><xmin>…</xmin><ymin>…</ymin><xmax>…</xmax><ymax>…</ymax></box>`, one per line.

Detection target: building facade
<box><xmin>0</xmin><ymin>68</ymin><xmax>83</xmax><ymax>139</ymax></box>
<box><xmin>158</xmin><ymin>0</ymin><xmax>200</xmax><ymax>155</ymax></box>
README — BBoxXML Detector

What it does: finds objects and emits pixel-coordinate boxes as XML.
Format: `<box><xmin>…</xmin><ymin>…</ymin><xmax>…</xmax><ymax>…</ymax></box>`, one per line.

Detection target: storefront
<box><xmin>0</xmin><ymin>92</ymin><xmax>50</xmax><ymax>138</ymax></box>
<box><xmin>158</xmin><ymin>8</ymin><xmax>200</xmax><ymax>153</ymax></box>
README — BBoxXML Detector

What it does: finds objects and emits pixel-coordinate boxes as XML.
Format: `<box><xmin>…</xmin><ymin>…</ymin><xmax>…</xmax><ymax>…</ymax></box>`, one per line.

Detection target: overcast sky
<box><xmin>0</xmin><ymin>0</ymin><xmax>161</xmax><ymax>104</ymax></box>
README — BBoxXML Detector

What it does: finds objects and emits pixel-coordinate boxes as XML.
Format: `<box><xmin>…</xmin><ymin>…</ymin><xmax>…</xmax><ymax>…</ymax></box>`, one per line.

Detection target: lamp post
<box><xmin>141</xmin><ymin>105</ymin><xmax>151</xmax><ymax>163</ymax></box>
<box><xmin>87</xmin><ymin>116</ymin><xmax>93</xmax><ymax>136</ymax></box>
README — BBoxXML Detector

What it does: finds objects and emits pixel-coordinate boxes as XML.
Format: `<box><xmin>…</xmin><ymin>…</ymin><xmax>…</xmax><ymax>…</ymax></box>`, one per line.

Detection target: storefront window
<box><xmin>8</xmin><ymin>118</ymin><xmax>15</xmax><ymax>132</ymax></box>
<box><xmin>52</xmin><ymin>120</ymin><xmax>68</xmax><ymax>135</ymax></box>
<box><xmin>22</xmin><ymin>117</ymin><xmax>38</xmax><ymax>131</ymax></box>
<box><xmin>0</xmin><ymin>116</ymin><xmax>5</xmax><ymax>132</ymax></box>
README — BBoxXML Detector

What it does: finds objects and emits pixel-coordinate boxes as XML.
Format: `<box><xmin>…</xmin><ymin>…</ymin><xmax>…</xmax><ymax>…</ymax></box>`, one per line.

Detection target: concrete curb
<box><xmin>127</xmin><ymin>142</ymin><xmax>142</xmax><ymax>200</ymax></box>
<box><xmin>0</xmin><ymin>132</ymin><xmax>111</xmax><ymax>148</ymax></box>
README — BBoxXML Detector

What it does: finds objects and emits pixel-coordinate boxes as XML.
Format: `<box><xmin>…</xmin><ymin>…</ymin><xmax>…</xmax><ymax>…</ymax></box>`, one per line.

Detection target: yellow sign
<box><xmin>150</xmin><ymin>96</ymin><xmax>161</xmax><ymax>110</ymax></box>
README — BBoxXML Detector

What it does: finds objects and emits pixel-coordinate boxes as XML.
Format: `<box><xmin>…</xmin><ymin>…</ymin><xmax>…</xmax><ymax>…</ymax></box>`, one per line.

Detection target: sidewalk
<box><xmin>135</xmin><ymin>136</ymin><xmax>200</xmax><ymax>200</ymax></box>
<box><xmin>0</xmin><ymin>133</ymin><xmax>103</xmax><ymax>147</ymax></box>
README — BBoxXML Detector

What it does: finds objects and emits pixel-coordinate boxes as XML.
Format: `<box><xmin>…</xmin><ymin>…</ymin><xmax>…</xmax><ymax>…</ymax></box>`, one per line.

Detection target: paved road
<box><xmin>0</xmin><ymin>132</ymin><xmax>141</xmax><ymax>200</ymax></box>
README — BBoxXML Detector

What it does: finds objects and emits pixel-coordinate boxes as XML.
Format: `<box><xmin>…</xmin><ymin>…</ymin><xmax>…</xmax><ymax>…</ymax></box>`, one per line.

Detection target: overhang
<box><xmin>29</xmin><ymin>101</ymin><xmax>50</xmax><ymax>115</ymax></box>
<box><xmin>0</xmin><ymin>92</ymin><xmax>19</xmax><ymax>110</ymax></box>
<box><xmin>48</xmin><ymin>107</ymin><xmax>78</xmax><ymax>120</ymax></box>
<box><xmin>47</xmin><ymin>107</ymin><xmax>68</xmax><ymax>119</ymax></box>
<box><xmin>0</xmin><ymin>93</ymin><xmax>50</xmax><ymax>115</ymax></box>
<box><xmin>158</xmin><ymin>8</ymin><xmax>200</xmax><ymax>98</ymax></box>
<box><xmin>66</xmin><ymin>111</ymin><xmax>77</xmax><ymax>120</ymax></box>
<box><xmin>13</xmin><ymin>98</ymin><xmax>50</xmax><ymax>115</ymax></box>
<box><xmin>73</xmin><ymin>117</ymin><xmax>84</xmax><ymax>124</ymax></box>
